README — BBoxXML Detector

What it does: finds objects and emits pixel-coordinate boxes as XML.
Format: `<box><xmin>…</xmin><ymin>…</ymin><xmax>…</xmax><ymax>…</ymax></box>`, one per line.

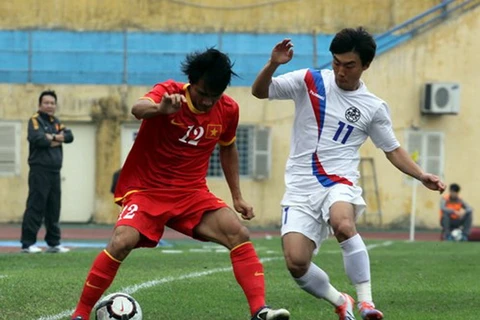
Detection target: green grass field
<box><xmin>0</xmin><ymin>237</ymin><xmax>478</xmax><ymax>320</ymax></box>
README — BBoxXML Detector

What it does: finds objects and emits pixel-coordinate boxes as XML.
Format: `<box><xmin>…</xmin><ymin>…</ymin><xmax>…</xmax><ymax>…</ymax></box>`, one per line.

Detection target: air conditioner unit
<box><xmin>421</xmin><ymin>82</ymin><xmax>460</xmax><ymax>115</ymax></box>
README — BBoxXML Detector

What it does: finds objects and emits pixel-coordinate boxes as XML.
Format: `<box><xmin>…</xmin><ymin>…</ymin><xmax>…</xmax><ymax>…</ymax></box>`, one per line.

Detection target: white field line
<box><xmin>36</xmin><ymin>241</ymin><xmax>393</xmax><ymax>320</ymax></box>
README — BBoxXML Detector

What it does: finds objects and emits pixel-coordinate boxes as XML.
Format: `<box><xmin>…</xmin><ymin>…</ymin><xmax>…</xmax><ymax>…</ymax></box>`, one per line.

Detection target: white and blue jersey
<box><xmin>269</xmin><ymin>68</ymin><xmax>400</xmax><ymax>206</ymax></box>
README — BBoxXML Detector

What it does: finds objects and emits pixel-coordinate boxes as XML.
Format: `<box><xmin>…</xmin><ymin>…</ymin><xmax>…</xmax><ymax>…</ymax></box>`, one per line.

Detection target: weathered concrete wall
<box><xmin>359</xmin><ymin>6</ymin><xmax>480</xmax><ymax>228</ymax></box>
<box><xmin>0</xmin><ymin>1</ymin><xmax>478</xmax><ymax>228</ymax></box>
<box><xmin>0</xmin><ymin>0</ymin><xmax>439</xmax><ymax>33</ymax></box>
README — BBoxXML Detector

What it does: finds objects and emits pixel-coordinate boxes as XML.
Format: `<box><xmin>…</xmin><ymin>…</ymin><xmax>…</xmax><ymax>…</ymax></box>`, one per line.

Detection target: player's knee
<box><xmin>332</xmin><ymin>219</ymin><xmax>356</xmax><ymax>242</ymax></box>
<box><xmin>228</xmin><ymin>225</ymin><xmax>250</xmax><ymax>247</ymax></box>
<box><xmin>107</xmin><ymin>227</ymin><xmax>139</xmax><ymax>260</ymax></box>
<box><xmin>284</xmin><ymin>250</ymin><xmax>310</xmax><ymax>278</ymax></box>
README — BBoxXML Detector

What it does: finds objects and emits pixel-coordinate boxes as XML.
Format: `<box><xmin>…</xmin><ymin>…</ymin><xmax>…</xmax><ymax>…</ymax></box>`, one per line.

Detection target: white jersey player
<box><xmin>272</xmin><ymin>68</ymin><xmax>400</xmax><ymax>202</ymax></box>
<box><xmin>252</xmin><ymin>28</ymin><xmax>445</xmax><ymax>320</ymax></box>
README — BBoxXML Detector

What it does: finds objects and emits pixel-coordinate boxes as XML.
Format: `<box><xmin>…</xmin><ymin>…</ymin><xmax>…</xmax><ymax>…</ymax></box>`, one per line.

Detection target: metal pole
<box><xmin>409</xmin><ymin>179</ymin><xmax>418</xmax><ymax>241</ymax></box>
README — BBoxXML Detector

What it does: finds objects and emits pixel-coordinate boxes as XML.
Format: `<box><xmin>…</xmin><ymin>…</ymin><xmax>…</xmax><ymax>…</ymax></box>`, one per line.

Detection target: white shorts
<box><xmin>280</xmin><ymin>183</ymin><xmax>366</xmax><ymax>252</ymax></box>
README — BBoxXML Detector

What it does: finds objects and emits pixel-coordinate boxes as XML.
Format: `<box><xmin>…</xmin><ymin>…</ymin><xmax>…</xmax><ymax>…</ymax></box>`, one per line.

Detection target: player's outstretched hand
<box><xmin>271</xmin><ymin>38</ymin><xmax>294</xmax><ymax>65</ymax></box>
<box><xmin>159</xmin><ymin>93</ymin><xmax>186</xmax><ymax>114</ymax></box>
<box><xmin>234</xmin><ymin>198</ymin><xmax>255</xmax><ymax>220</ymax></box>
<box><xmin>419</xmin><ymin>173</ymin><xmax>446</xmax><ymax>193</ymax></box>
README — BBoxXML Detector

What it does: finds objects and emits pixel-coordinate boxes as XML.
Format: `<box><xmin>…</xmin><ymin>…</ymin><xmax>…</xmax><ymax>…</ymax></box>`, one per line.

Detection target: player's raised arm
<box><xmin>251</xmin><ymin>38</ymin><xmax>294</xmax><ymax>99</ymax></box>
<box><xmin>385</xmin><ymin>146</ymin><xmax>446</xmax><ymax>193</ymax></box>
<box><xmin>132</xmin><ymin>93</ymin><xmax>186</xmax><ymax>119</ymax></box>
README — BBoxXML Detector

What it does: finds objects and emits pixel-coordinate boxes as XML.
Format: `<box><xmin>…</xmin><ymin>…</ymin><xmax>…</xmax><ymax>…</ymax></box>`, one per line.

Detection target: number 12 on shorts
<box><xmin>119</xmin><ymin>204</ymin><xmax>138</xmax><ymax>220</ymax></box>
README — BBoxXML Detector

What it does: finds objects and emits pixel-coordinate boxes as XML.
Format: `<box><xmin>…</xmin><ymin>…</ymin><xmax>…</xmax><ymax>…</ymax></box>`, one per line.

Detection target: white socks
<box><xmin>294</xmin><ymin>263</ymin><xmax>345</xmax><ymax>307</ymax></box>
<box><xmin>340</xmin><ymin>233</ymin><xmax>372</xmax><ymax>303</ymax></box>
<box><xmin>293</xmin><ymin>234</ymin><xmax>374</xmax><ymax>306</ymax></box>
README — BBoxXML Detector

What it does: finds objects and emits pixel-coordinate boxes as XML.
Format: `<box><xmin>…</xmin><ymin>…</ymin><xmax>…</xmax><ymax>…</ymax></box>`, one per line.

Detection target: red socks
<box><xmin>72</xmin><ymin>250</ymin><xmax>121</xmax><ymax>319</ymax></box>
<box><xmin>230</xmin><ymin>242</ymin><xmax>266</xmax><ymax>315</ymax></box>
<box><xmin>73</xmin><ymin>243</ymin><xmax>265</xmax><ymax>318</ymax></box>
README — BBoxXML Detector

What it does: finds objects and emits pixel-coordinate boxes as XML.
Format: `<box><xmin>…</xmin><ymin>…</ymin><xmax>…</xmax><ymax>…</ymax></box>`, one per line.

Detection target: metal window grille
<box><xmin>208</xmin><ymin>125</ymin><xmax>256</xmax><ymax>178</ymax></box>
<box><xmin>0</xmin><ymin>122</ymin><xmax>21</xmax><ymax>176</ymax></box>
<box><xmin>405</xmin><ymin>130</ymin><xmax>444</xmax><ymax>181</ymax></box>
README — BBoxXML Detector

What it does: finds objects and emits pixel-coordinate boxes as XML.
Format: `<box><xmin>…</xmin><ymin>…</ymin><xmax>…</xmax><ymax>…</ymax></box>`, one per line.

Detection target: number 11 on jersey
<box><xmin>333</xmin><ymin>121</ymin><xmax>354</xmax><ymax>144</ymax></box>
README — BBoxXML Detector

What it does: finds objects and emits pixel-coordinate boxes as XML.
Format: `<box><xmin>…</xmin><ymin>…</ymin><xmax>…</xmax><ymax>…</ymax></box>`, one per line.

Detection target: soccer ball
<box><xmin>451</xmin><ymin>228</ymin><xmax>463</xmax><ymax>241</ymax></box>
<box><xmin>95</xmin><ymin>292</ymin><xmax>142</xmax><ymax>320</ymax></box>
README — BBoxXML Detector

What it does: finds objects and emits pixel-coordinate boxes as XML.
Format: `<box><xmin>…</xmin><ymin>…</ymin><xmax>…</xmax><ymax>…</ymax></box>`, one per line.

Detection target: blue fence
<box><xmin>2</xmin><ymin>1</ymin><xmax>476</xmax><ymax>86</ymax></box>
<box><xmin>0</xmin><ymin>30</ymin><xmax>336</xmax><ymax>86</ymax></box>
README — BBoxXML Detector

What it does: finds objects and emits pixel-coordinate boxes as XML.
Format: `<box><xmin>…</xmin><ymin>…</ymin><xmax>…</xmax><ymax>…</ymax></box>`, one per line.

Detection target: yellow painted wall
<box><xmin>0</xmin><ymin>84</ymin><xmax>121</xmax><ymax>222</ymax></box>
<box><xmin>359</xmin><ymin>6</ymin><xmax>480</xmax><ymax>228</ymax></box>
<box><xmin>0</xmin><ymin>83</ymin><xmax>292</xmax><ymax>226</ymax></box>
<box><xmin>225</xmin><ymin>4</ymin><xmax>480</xmax><ymax>229</ymax></box>
<box><xmin>0</xmin><ymin>1</ymin><xmax>478</xmax><ymax>228</ymax></box>
<box><xmin>0</xmin><ymin>0</ymin><xmax>439</xmax><ymax>33</ymax></box>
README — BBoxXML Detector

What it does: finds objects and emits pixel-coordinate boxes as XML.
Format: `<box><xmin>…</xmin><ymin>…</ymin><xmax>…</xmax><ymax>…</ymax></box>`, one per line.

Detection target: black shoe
<box><xmin>71</xmin><ymin>317</ymin><xmax>84</xmax><ymax>320</ymax></box>
<box><xmin>251</xmin><ymin>306</ymin><xmax>290</xmax><ymax>320</ymax></box>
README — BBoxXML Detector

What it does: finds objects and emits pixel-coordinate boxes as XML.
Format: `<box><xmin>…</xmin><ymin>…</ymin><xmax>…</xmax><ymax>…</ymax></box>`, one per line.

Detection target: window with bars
<box><xmin>0</xmin><ymin>121</ymin><xmax>21</xmax><ymax>176</ymax></box>
<box><xmin>405</xmin><ymin>130</ymin><xmax>444</xmax><ymax>181</ymax></box>
<box><xmin>208</xmin><ymin>125</ymin><xmax>271</xmax><ymax>179</ymax></box>
<box><xmin>118</xmin><ymin>123</ymin><xmax>271</xmax><ymax>179</ymax></box>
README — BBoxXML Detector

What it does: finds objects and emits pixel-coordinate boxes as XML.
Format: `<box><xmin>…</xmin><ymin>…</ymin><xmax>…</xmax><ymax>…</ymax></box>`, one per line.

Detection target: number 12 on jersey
<box><xmin>333</xmin><ymin>121</ymin><xmax>354</xmax><ymax>144</ymax></box>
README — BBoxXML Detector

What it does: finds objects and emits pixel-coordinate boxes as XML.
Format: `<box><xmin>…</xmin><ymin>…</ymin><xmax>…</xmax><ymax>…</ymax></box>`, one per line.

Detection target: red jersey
<box><xmin>115</xmin><ymin>80</ymin><xmax>239</xmax><ymax>202</ymax></box>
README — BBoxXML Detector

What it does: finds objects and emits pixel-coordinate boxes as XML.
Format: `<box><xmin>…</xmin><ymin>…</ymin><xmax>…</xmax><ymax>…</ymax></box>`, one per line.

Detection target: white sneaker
<box><xmin>251</xmin><ymin>306</ymin><xmax>290</xmax><ymax>320</ymax></box>
<box><xmin>45</xmin><ymin>245</ymin><xmax>70</xmax><ymax>253</ymax></box>
<box><xmin>21</xmin><ymin>245</ymin><xmax>43</xmax><ymax>253</ymax></box>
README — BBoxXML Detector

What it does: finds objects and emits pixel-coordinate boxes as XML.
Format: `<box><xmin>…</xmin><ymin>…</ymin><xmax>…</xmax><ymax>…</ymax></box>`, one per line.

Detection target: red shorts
<box><xmin>115</xmin><ymin>189</ymin><xmax>228</xmax><ymax>248</ymax></box>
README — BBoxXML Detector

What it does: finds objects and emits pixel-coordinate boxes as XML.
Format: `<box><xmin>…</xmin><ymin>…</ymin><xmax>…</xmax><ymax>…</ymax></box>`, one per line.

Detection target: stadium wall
<box><xmin>0</xmin><ymin>0</ymin><xmax>439</xmax><ymax>33</ymax></box>
<box><xmin>0</xmin><ymin>1</ymin><xmax>478</xmax><ymax>229</ymax></box>
<box><xmin>359</xmin><ymin>7</ymin><xmax>479</xmax><ymax>228</ymax></box>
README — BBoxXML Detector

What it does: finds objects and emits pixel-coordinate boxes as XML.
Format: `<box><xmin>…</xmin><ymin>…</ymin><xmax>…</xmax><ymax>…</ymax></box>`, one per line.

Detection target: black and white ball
<box><xmin>95</xmin><ymin>292</ymin><xmax>142</xmax><ymax>320</ymax></box>
<box><xmin>451</xmin><ymin>228</ymin><xmax>463</xmax><ymax>241</ymax></box>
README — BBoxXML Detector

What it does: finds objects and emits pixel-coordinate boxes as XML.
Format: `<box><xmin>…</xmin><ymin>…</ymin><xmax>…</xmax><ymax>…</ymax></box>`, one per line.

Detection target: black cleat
<box><xmin>251</xmin><ymin>306</ymin><xmax>290</xmax><ymax>320</ymax></box>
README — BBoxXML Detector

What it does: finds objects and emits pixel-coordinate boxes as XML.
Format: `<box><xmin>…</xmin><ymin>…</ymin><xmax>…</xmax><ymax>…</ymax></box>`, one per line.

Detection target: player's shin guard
<box><xmin>230</xmin><ymin>241</ymin><xmax>266</xmax><ymax>315</ymax></box>
<box><xmin>340</xmin><ymin>234</ymin><xmax>372</xmax><ymax>303</ymax></box>
<box><xmin>72</xmin><ymin>250</ymin><xmax>122</xmax><ymax>318</ymax></box>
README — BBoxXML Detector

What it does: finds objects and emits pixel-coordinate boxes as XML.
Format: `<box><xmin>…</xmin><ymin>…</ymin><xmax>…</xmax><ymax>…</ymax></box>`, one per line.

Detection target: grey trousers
<box><xmin>441</xmin><ymin>212</ymin><xmax>473</xmax><ymax>237</ymax></box>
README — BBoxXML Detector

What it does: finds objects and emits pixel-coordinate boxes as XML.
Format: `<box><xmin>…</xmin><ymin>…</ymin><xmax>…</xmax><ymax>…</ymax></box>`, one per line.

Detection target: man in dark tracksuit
<box><xmin>20</xmin><ymin>90</ymin><xmax>74</xmax><ymax>253</ymax></box>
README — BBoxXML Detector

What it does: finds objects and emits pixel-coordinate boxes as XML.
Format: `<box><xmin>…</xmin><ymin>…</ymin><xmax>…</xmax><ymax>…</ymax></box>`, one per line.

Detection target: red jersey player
<box><xmin>71</xmin><ymin>48</ymin><xmax>290</xmax><ymax>320</ymax></box>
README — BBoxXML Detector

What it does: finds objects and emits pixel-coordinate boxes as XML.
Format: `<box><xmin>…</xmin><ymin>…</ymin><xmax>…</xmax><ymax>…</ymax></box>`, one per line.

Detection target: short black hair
<box><xmin>39</xmin><ymin>90</ymin><xmax>57</xmax><ymax>105</ymax></box>
<box><xmin>449</xmin><ymin>183</ymin><xmax>460</xmax><ymax>193</ymax></box>
<box><xmin>181</xmin><ymin>48</ymin><xmax>237</xmax><ymax>94</ymax></box>
<box><xmin>329</xmin><ymin>27</ymin><xmax>377</xmax><ymax>66</ymax></box>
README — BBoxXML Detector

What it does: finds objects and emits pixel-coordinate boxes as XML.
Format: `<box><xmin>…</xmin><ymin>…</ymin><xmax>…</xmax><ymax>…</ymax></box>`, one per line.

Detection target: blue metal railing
<box><xmin>317</xmin><ymin>0</ymin><xmax>480</xmax><ymax>69</ymax></box>
<box><xmin>0</xmin><ymin>0</ymin><xmax>477</xmax><ymax>86</ymax></box>
<box><xmin>0</xmin><ymin>31</ymin><xmax>333</xmax><ymax>86</ymax></box>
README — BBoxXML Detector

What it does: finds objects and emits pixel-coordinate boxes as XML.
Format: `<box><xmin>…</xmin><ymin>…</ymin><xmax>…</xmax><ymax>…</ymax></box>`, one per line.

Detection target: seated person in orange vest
<box><xmin>440</xmin><ymin>183</ymin><xmax>473</xmax><ymax>241</ymax></box>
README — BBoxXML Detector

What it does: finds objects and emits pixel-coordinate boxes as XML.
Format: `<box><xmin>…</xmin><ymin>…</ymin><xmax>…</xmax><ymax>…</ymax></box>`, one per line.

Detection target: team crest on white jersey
<box><xmin>345</xmin><ymin>106</ymin><xmax>361</xmax><ymax>123</ymax></box>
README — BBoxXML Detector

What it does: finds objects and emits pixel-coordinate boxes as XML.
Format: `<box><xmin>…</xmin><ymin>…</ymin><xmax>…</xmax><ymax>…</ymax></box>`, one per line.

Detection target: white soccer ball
<box><xmin>95</xmin><ymin>292</ymin><xmax>142</xmax><ymax>320</ymax></box>
<box><xmin>451</xmin><ymin>228</ymin><xmax>463</xmax><ymax>241</ymax></box>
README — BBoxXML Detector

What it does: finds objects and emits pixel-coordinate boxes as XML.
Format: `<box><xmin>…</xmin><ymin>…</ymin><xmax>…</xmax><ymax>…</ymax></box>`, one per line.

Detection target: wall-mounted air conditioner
<box><xmin>421</xmin><ymin>82</ymin><xmax>460</xmax><ymax>115</ymax></box>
